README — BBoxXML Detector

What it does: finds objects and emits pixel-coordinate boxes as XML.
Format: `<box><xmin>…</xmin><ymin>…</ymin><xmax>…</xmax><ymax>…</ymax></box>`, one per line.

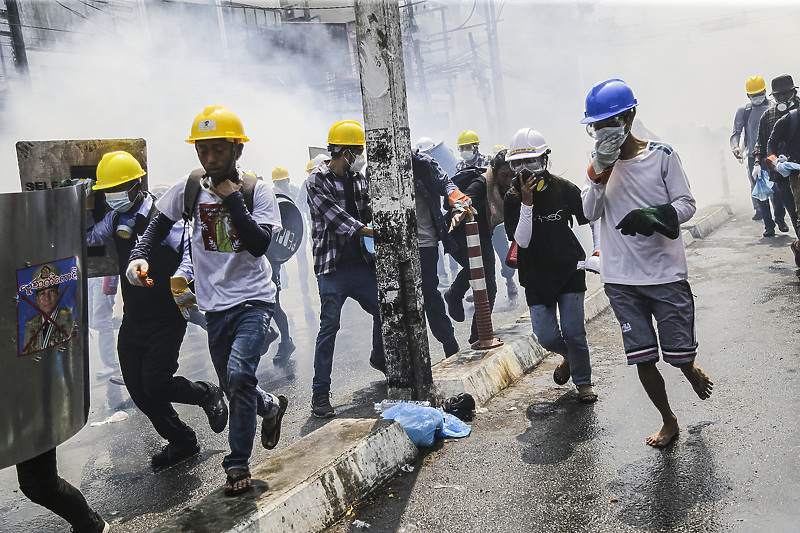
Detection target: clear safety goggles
<box><xmin>508</xmin><ymin>156</ymin><xmax>545</xmax><ymax>174</ymax></box>
<box><xmin>585</xmin><ymin>115</ymin><xmax>625</xmax><ymax>139</ymax></box>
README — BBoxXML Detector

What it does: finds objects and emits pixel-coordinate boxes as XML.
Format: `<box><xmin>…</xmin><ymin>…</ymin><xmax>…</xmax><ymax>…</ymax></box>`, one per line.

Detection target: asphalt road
<box><xmin>324</xmin><ymin>212</ymin><xmax>800</xmax><ymax>533</ymax></box>
<box><xmin>0</xmin><ymin>240</ymin><xmax>527</xmax><ymax>532</ymax></box>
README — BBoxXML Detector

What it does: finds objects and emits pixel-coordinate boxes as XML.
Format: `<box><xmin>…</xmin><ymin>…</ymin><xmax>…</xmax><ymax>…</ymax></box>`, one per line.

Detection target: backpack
<box><xmin>182</xmin><ymin>168</ymin><xmax>257</xmax><ymax>222</ymax></box>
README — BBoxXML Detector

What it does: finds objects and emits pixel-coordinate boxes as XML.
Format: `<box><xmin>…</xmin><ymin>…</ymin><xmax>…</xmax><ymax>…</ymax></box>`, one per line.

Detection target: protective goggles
<box><xmin>585</xmin><ymin>115</ymin><xmax>625</xmax><ymax>139</ymax></box>
<box><xmin>508</xmin><ymin>156</ymin><xmax>545</xmax><ymax>174</ymax></box>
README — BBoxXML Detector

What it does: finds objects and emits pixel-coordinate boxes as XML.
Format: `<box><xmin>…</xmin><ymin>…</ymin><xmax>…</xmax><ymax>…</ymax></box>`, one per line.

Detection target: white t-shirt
<box><xmin>156</xmin><ymin>171</ymin><xmax>282</xmax><ymax>312</ymax></box>
<box><xmin>582</xmin><ymin>141</ymin><xmax>696</xmax><ymax>286</ymax></box>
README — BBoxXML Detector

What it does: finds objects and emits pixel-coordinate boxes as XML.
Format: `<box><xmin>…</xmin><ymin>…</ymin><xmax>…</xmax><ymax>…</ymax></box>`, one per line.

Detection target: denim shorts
<box><xmin>604</xmin><ymin>280</ymin><xmax>698</xmax><ymax>366</ymax></box>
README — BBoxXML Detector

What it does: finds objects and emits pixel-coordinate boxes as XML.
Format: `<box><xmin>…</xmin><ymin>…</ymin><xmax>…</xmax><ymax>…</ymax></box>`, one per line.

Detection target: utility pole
<box><xmin>353</xmin><ymin>0</ymin><xmax>434</xmax><ymax>403</ymax></box>
<box><xmin>485</xmin><ymin>0</ymin><xmax>508</xmax><ymax>141</ymax></box>
<box><xmin>6</xmin><ymin>0</ymin><xmax>29</xmax><ymax>78</ymax></box>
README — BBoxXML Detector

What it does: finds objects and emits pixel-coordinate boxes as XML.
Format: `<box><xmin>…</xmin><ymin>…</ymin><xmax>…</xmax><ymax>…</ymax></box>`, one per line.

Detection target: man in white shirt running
<box><xmin>580</xmin><ymin>79</ymin><xmax>713</xmax><ymax>447</ymax></box>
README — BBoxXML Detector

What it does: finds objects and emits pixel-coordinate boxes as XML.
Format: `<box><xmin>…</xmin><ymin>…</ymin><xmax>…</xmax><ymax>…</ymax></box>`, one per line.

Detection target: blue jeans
<box><xmin>313</xmin><ymin>263</ymin><xmax>384</xmax><ymax>394</ymax></box>
<box><xmin>420</xmin><ymin>247</ymin><xmax>458</xmax><ymax>356</ymax></box>
<box><xmin>206</xmin><ymin>300</ymin><xmax>278</xmax><ymax>471</ymax></box>
<box><xmin>529</xmin><ymin>292</ymin><xmax>592</xmax><ymax>386</ymax></box>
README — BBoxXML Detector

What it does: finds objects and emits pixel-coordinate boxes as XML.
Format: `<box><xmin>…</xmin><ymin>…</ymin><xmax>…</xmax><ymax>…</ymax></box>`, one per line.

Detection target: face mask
<box><xmin>777</xmin><ymin>100</ymin><xmax>795</xmax><ymax>112</ymax></box>
<box><xmin>459</xmin><ymin>148</ymin><xmax>476</xmax><ymax>161</ymax></box>
<box><xmin>750</xmin><ymin>95</ymin><xmax>766</xmax><ymax>106</ymax></box>
<box><xmin>519</xmin><ymin>169</ymin><xmax>549</xmax><ymax>192</ymax></box>
<box><xmin>349</xmin><ymin>153</ymin><xmax>367</xmax><ymax>174</ymax></box>
<box><xmin>105</xmin><ymin>191</ymin><xmax>134</xmax><ymax>213</ymax></box>
<box><xmin>594</xmin><ymin>126</ymin><xmax>628</xmax><ymax>155</ymax></box>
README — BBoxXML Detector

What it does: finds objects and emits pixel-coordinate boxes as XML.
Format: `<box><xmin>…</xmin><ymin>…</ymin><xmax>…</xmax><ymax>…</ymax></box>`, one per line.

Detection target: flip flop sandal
<box><xmin>578</xmin><ymin>389</ymin><xmax>598</xmax><ymax>404</ymax></box>
<box><xmin>224</xmin><ymin>468</ymin><xmax>252</xmax><ymax>497</ymax></box>
<box><xmin>553</xmin><ymin>363</ymin><xmax>570</xmax><ymax>385</ymax></box>
<box><xmin>261</xmin><ymin>395</ymin><xmax>288</xmax><ymax>450</ymax></box>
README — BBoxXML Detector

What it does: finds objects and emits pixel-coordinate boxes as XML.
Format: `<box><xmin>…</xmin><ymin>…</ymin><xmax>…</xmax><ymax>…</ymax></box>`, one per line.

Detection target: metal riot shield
<box><xmin>266</xmin><ymin>193</ymin><xmax>305</xmax><ymax>265</ymax></box>
<box><xmin>16</xmin><ymin>138</ymin><xmax>147</xmax><ymax>278</ymax></box>
<box><xmin>0</xmin><ymin>186</ymin><xmax>89</xmax><ymax>469</ymax></box>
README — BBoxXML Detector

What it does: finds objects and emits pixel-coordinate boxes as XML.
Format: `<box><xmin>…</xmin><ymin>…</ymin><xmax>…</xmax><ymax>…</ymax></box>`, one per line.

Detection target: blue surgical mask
<box><xmin>105</xmin><ymin>191</ymin><xmax>134</xmax><ymax>213</ymax></box>
<box><xmin>349</xmin><ymin>153</ymin><xmax>367</xmax><ymax>174</ymax></box>
<box><xmin>459</xmin><ymin>149</ymin><xmax>475</xmax><ymax>161</ymax></box>
<box><xmin>750</xmin><ymin>95</ymin><xmax>766</xmax><ymax>106</ymax></box>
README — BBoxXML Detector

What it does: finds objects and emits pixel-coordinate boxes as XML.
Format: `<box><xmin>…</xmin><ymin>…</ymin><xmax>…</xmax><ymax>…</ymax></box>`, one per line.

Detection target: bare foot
<box><xmin>681</xmin><ymin>363</ymin><xmax>714</xmax><ymax>400</ymax></box>
<box><xmin>646</xmin><ymin>417</ymin><xmax>679</xmax><ymax>447</ymax></box>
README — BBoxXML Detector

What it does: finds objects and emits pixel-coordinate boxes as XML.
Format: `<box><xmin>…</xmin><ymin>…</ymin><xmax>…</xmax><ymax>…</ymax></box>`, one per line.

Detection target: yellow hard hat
<box><xmin>492</xmin><ymin>144</ymin><xmax>506</xmax><ymax>153</ymax></box>
<box><xmin>306</xmin><ymin>159</ymin><xmax>315</xmax><ymax>172</ymax></box>
<box><xmin>94</xmin><ymin>151</ymin><xmax>146</xmax><ymax>190</ymax></box>
<box><xmin>272</xmin><ymin>166</ymin><xmax>290</xmax><ymax>181</ymax></box>
<box><xmin>327</xmin><ymin>120</ymin><xmax>365</xmax><ymax>147</ymax></box>
<box><xmin>186</xmin><ymin>105</ymin><xmax>249</xmax><ymax>144</ymax></box>
<box><xmin>457</xmin><ymin>130</ymin><xmax>481</xmax><ymax>146</ymax></box>
<box><xmin>746</xmin><ymin>76</ymin><xmax>767</xmax><ymax>95</ymax></box>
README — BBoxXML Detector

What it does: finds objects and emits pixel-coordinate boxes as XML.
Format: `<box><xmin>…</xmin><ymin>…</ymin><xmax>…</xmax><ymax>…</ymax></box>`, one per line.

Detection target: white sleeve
<box><xmin>154</xmin><ymin>177</ymin><xmax>188</xmax><ymax>222</ymax></box>
<box><xmin>514</xmin><ymin>204</ymin><xmax>534</xmax><ymax>248</ymax></box>
<box><xmin>581</xmin><ymin>175</ymin><xmax>606</xmax><ymax>222</ymax></box>
<box><xmin>664</xmin><ymin>151</ymin><xmax>696</xmax><ymax>224</ymax></box>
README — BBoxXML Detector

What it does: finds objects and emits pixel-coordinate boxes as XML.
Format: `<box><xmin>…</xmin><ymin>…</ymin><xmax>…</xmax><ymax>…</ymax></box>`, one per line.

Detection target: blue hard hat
<box><xmin>580</xmin><ymin>79</ymin><xmax>638</xmax><ymax>124</ymax></box>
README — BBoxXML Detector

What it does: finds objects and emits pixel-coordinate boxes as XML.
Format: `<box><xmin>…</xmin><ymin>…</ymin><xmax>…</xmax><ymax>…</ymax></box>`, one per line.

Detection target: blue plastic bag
<box><xmin>752</xmin><ymin>170</ymin><xmax>774</xmax><ymax>202</ymax></box>
<box><xmin>381</xmin><ymin>403</ymin><xmax>443</xmax><ymax>447</ymax></box>
<box><xmin>437</xmin><ymin>410</ymin><xmax>472</xmax><ymax>438</ymax></box>
<box><xmin>381</xmin><ymin>404</ymin><xmax>472</xmax><ymax>446</ymax></box>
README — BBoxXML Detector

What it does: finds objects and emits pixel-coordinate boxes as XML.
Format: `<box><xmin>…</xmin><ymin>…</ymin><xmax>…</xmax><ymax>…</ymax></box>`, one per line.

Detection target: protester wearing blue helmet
<box><xmin>580</xmin><ymin>79</ymin><xmax>713</xmax><ymax>447</ymax></box>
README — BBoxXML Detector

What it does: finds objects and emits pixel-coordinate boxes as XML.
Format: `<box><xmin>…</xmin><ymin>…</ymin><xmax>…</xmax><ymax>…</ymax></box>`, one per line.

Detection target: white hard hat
<box><xmin>312</xmin><ymin>153</ymin><xmax>329</xmax><ymax>167</ymax></box>
<box><xmin>415</xmin><ymin>137</ymin><xmax>435</xmax><ymax>152</ymax></box>
<box><xmin>506</xmin><ymin>128</ymin><xmax>549</xmax><ymax>161</ymax></box>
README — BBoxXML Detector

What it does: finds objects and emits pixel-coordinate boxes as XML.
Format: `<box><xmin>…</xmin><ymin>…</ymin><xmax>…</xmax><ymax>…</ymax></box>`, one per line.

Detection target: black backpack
<box><xmin>182</xmin><ymin>168</ymin><xmax>257</xmax><ymax>222</ymax></box>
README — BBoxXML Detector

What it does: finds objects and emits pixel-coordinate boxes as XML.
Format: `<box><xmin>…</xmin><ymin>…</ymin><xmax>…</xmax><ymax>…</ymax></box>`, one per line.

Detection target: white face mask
<box><xmin>105</xmin><ymin>191</ymin><xmax>134</xmax><ymax>213</ymax></box>
<box><xmin>750</xmin><ymin>95</ymin><xmax>767</xmax><ymax>106</ymax></box>
<box><xmin>349</xmin><ymin>153</ymin><xmax>367</xmax><ymax>174</ymax></box>
<box><xmin>459</xmin><ymin>149</ymin><xmax>475</xmax><ymax>161</ymax></box>
<box><xmin>777</xmin><ymin>100</ymin><xmax>795</xmax><ymax>113</ymax></box>
<box><xmin>594</xmin><ymin>126</ymin><xmax>628</xmax><ymax>154</ymax></box>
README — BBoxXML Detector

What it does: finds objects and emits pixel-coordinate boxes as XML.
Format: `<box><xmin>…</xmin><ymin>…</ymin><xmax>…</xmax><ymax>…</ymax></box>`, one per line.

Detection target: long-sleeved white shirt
<box><xmin>581</xmin><ymin>141</ymin><xmax>696</xmax><ymax>286</ymax></box>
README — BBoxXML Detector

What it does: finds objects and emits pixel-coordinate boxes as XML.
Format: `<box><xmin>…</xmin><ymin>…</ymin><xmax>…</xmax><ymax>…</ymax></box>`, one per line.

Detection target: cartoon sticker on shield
<box><xmin>16</xmin><ymin>257</ymin><xmax>79</xmax><ymax>356</ymax></box>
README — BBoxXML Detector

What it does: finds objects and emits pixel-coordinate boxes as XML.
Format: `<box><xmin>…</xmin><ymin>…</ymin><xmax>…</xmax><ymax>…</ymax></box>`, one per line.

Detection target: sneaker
<box><xmin>311</xmin><ymin>391</ymin><xmax>335</xmax><ymax>418</ymax></box>
<box><xmin>273</xmin><ymin>338</ymin><xmax>296</xmax><ymax>363</ymax></box>
<box><xmin>261</xmin><ymin>327</ymin><xmax>279</xmax><ymax>355</ymax></box>
<box><xmin>151</xmin><ymin>440</ymin><xmax>200</xmax><ymax>471</ymax></box>
<box><xmin>200</xmin><ymin>382</ymin><xmax>228</xmax><ymax>433</ymax></box>
<box><xmin>764</xmin><ymin>228</ymin><xmax>776</xmax><ymax>237</ymax></box>
<box><xmin>778</xmin><ymin>220</ymin><xmax>790</xmax><ymax>233</ymax></box>
<box><xmin>444</xmin><ymin>289</ymin><xmax>465</xmax><ymax>322</ymax></box>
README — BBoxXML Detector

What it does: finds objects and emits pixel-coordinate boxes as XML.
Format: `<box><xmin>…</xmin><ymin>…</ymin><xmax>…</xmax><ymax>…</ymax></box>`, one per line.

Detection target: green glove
<box><xmin>615</xmin><ymin>204</ymin><xmax>680</xmax><ymax>239</ymax></box>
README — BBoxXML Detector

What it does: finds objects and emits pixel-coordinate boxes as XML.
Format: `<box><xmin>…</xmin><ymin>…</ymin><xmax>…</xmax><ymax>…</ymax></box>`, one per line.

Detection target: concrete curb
<box><xmin>682</xmin><ymin>204</ymin><xmax>731</xmax><ymax>239</ymax></box>
<box><xmin>149</xmin><ymin>419</ymin><xmax>417</xmax><ymax>533</ymax></box>
<box><xmin>431</xmin><ymin>320</ymin><xmax>547</xmax><ymax>405</ymax></box>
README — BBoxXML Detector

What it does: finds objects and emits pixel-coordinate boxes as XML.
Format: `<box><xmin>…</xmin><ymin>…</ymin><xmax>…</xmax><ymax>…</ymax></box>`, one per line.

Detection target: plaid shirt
<box><xmin>455</xmin><ymin>152</ymin><xmax>493</xmax><ymax>172</ymax></box>
<box><xmin>753</xmin><ymin>98</ymin><xmax>800</xmax><ymax>162</ymax></box>
<box><xmin>306</xmin><ymin>162</ymin><xmax>374</xmax><ymax>276</ymax></box>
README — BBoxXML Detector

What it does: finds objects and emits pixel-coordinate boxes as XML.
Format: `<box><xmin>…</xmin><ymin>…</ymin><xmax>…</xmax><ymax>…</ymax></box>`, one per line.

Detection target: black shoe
<box><xmin>764</xmin><ymin>228</ymin><xmax>776</xmax><ymax>237</ymax></box>
<box><xmin>369</xmin><ymin>357</ymin><xmax>387</xmax><ymax>375</ymax></box>
<box><xmin>261</xmin><ymin>327</ymin><xmax>279</xmax><ymax>355</ymax></box>
<box><xmin>752</xmin><ymin>212</ymin><xmax>763</xmax><ymax>221</ymax></box>
<box><xmin>444</xmin><ymin>289</ymin><xmax>465</xmax><ymax>322</ymax></box>
<box><xmin>778</xmin><ymin>220</ymin><xmax>790</xmax><ymax>232</ymax></box>
<box><xmin>273</xmin><ymin>338</ymin><xmax>296</xmax><ymax>363</ymax></box>
<box><xmin>151</xmin><ymin>440</ymin><xmax>200</xmax><ymax>471</ymax></box>
<box><xmin>200</xmin><ymin>382</ymin><xmax>228</xmax><ymax>433</ymax></box>
<box><xmin>311</xmin><ymin>391</ymin><xmax>335</xmax><ymax>418</ymax></box>
<box><xmin>792</xmin><ymin>240</ymin><xmax>800</xmax><ymax>268</ymax></box>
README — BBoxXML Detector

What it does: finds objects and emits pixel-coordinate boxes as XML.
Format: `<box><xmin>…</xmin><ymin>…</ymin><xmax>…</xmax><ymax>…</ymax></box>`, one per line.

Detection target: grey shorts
<box><xmin>604</xmin><ymin>280</ymin><xmax>698</xmax><ymax>366</ymax></box>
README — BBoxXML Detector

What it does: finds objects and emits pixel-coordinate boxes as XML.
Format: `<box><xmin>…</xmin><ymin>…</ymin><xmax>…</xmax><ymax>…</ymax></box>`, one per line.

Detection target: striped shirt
<box><xmin>306</xmin><ymin>162</ymin><xmax>374</xmax><ymax>276</ymax></box>
<box><xmin>455</xmin><ymin>152</ymin><xmax>493</xmax><ymax>172</ymax></box>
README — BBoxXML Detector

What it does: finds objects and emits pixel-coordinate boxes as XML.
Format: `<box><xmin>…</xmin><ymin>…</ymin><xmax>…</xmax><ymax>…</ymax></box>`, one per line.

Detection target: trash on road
<box><xmin>381</xmin><ymin>404</ymin><xmax>471</xmax><ymax>446</ymax></box>
<box><xmin>352</xmin><ymin>519</ymin><xmax>371</xmax><ymax>528</ymax></box>
<box><xmin>90</xmin><ymin>411</ymin><xmax>129</xmax><ymax>427</ymax></box>
<box><xmin>401</xmin><ymin>464</ymin><xmax>415</xmax><ymax>472</ymax></box>
<box><xmin>374</xmin><ymin>399</ymin><xmax>431</xmax><ymax>412</ymax></box>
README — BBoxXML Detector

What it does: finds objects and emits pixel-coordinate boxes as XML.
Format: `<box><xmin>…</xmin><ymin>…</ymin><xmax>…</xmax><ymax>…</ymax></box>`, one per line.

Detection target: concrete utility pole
<box><xmin>353</xmin><ymin>0</ymin><xmax>434</xmax><ymax>403</ymax></box>
<box><xmin>6</xmin><ymin>0</ymin><xmax>29</xmax><ymax>77</ymax></box>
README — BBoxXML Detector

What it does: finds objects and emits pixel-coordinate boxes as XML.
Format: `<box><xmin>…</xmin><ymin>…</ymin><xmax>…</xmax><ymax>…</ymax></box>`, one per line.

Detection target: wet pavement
<box><xmin>324</xmin><ymin>213</ymin><xmax>800</xmax><ymax>533</ymax></box>
<box><xmin>0</xmin><ymin>243</ymin><xmax>528</xmax><ymax>532</ymax></box>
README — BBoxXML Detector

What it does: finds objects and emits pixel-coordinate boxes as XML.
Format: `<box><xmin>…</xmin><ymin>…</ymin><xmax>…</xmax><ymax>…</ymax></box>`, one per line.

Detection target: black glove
<box><xmin>615</xmin><ymin>204</ymin><xmax>680</xmax><ymax>239</ymax></box>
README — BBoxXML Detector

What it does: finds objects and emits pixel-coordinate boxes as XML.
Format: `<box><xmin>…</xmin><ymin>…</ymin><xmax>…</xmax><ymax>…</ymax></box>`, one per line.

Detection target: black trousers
<box><xmin>16</xmin><ymin>448</ymin><xmax>104</xmax><ymax>532</ymax></box>
<box><xmin>118</xmin><ymin>315</ymin><xmax>208</xmax><ymax>447</ymax></box>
